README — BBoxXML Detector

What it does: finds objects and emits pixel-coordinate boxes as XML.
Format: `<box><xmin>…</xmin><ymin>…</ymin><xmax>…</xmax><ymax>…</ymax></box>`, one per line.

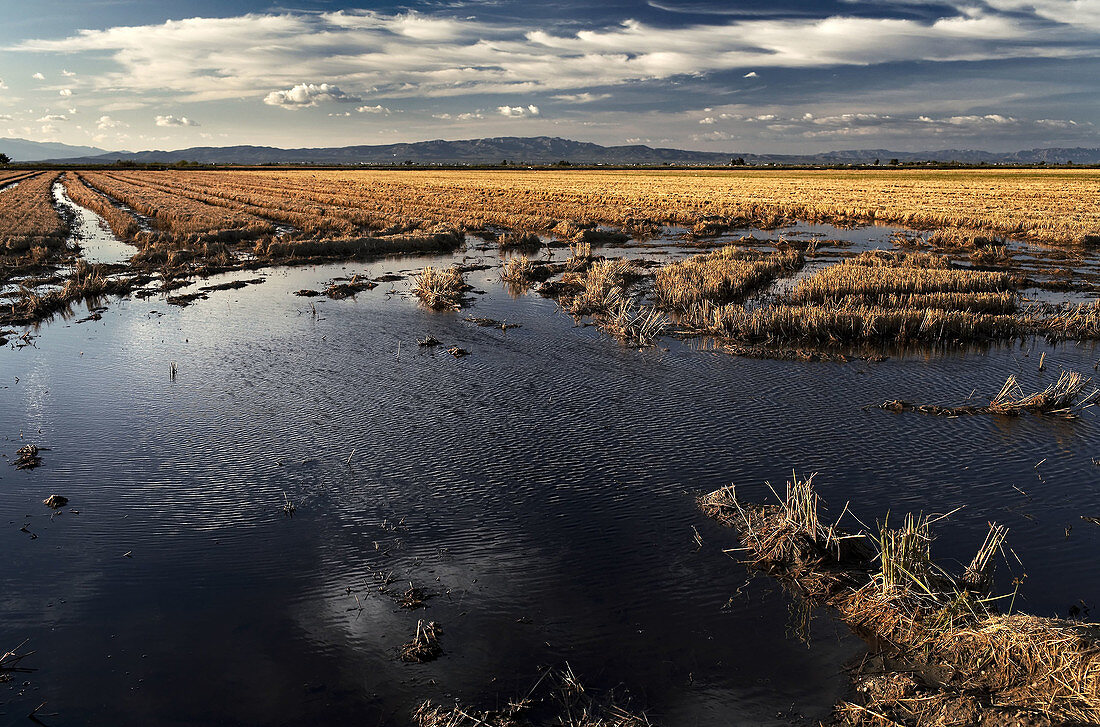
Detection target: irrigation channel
<box><xmin>1</xmin><ymin>197</ymin><xmax>1099</xmax><ymax>726</ymax></box>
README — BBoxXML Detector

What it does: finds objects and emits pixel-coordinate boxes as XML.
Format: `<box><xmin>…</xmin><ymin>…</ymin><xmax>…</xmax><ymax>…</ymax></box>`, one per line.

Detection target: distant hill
<box><xmin>27</xmin><ymin>136</ymin><xmax>1100</xmax><ymax>166</ymax></box>
<box><xmin>0</xmin><ymin>137</ymin><xmax>110</xmax><ymax>162</ymax></box>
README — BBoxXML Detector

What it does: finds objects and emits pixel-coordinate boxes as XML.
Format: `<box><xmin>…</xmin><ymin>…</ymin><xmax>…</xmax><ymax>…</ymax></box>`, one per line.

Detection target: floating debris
<box><xmin>413</xmin><ymin>664</ymin><xmax>652</xmax><ymax>727</ymax></box>
<box><xmin>325</xmin><ymin>274</ymin><xmax>377</xmax><ymax>299</ymax></box>
<box><xmin>447</xmin><ymin>347</ymin><xmax>471</xmax><ymax>357</ymax></box>
<box><xmin>417</xmin><ymin>335</ymin><xmax>441</xmax><ymax>347</ymax></box>
<box><xmin>464</xmin><ymin>316</ymin><xmax>521</xmax><ymax>331</ymax></box>
<box><xmin>397</xmin><ymin>584</ymin><xmax>431</xmax><ymax>610</ymax></box>
<box><xmin>43</xmin><ymin>494</ymin><xmax>68</xmax><ymax>509</ymax></box>
<box><xmin>399</xmin><ymin>620</ymin><xmax>442</xmax><ymax>663</ymax></box>
<box><xmin>14</xmin><ymin>444</ymin><xmax>43</xmax><ymax>470</ymax></box>
<box><xmin>294</xmin><ymin>289</ymin><xmax>321</xmax><ymax>297</ymax></box>
<box><xmin>0</xmin><ymin>639</ymin><xmax>34</xmax><ymax>682</ymax></box>
<box><xmin>880</xmin><ymin>371</ymin><xmax>1098</xmax><ymax>418</ymax></box>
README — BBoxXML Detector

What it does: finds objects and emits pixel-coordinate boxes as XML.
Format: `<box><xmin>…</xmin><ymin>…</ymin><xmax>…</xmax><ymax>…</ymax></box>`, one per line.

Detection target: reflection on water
<box><xmin>1</xmin><ymin>238</ymin><xmax>1099</xmax><ymax>726</ymax></box>
<box><xmin>52</xmin><ymin>180</ymin><xmax>135</xmax><ymax>266</ymax></box>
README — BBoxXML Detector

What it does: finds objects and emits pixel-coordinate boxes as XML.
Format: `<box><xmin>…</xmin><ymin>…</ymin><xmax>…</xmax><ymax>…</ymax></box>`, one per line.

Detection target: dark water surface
<box><xmin>2</xmin><ymin>238</ymin><xmax>1099</xmax><ymax>726</ymax></box>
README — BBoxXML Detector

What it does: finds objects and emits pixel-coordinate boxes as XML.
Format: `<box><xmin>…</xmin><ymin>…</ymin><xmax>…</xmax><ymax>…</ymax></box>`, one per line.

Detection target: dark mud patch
<box><xmin>200</xmin><ymin>277</ymin><xmax>266</xmax><ymax>292</ymax></box>
<box><xmin>166</xmin><ymin>292</ymin><xmax>209</xmax><ymax>307</ymax></box>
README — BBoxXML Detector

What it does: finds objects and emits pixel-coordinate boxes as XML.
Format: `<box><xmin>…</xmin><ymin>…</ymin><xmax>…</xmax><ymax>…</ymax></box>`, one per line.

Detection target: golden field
<box><xmin>2</xmin><ymin>168</ymin><xmax>1099</xmax><ymax>254</ymax></box>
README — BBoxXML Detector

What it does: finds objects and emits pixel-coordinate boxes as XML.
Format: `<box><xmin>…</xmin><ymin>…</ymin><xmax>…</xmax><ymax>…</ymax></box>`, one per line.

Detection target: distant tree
<box><xmin>873</xmin><ymin>158</ymin><xmax>880</xmax><ymax>166</ymax></box>
<box><xmin>889</xmin><ymin>158</ymin><xmax>901</xmax><ymax>166</ymax></box>
<box><xmin>0</xmin><ymin>152</ymin><xmax>10</xmax><ymax>166</ymax></box>
<box><xmin>730</xmin><ymin>157</ymin><xmax>745</xmax><ymax>166</ymax></box>
<box><xmin>556</xmin><ymin>159</ymin><xmax>572</xmax><ymax>166</ymax></box>
<box><xmin>501</xmin><ymin>159</ymin><xmax>509</xmax><ymax>166</ymax></box>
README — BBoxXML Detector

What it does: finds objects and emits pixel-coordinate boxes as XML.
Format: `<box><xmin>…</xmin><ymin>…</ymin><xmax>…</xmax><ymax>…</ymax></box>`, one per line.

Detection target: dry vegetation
<box><xmin>31</xmin><ymin>167</ymin><xmax>1100</xmax><ymax>249</ymax></box>
<box><xmin>701</xmin><ymin>473</ymin><xmax>1100</xmax><ymax>726</ymax></box>
<box><xmin>4</xmin><ymin>168</ymin><xmax>1100</xmax><ymax>334</ymax></box>
<box><xmin>881</xmin><ymin>371</ymin><xmax>1098</xmax><ymax>417</ymax></box>
<box><xmin>662</xmin><ymin>249</ymin><xmax>1100</xmax><ymax>347</ymax></box>
<box><xmin>673</xmin><ymin>251</ymin><xmax>1024</xmax><ymax>345</ymax></box>
<box><xmin>413</xmin><ymin>265</ymin><xmax>470</xmax><ymax>309</ymax></box>
<box><xmin>0</xmin><ymin>172</ymin><xmax>68</xmax><ymax>253</ymax></box>
<box><xmin>653</xmin><ymin>247</ymin><xmax>803</xmax><ymax>309</ymax></box>
<box><xmin>414</xmin><ymin>665</ymin><xmax>652</xmax><ymax>727</ymax></box>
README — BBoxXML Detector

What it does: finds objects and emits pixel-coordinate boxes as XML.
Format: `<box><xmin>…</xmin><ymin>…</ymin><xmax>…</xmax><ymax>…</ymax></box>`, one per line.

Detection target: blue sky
<box><xmin>0</xmin><ymin>0</ymin><xmax>1097</xmax><ymax>152</ymax></box>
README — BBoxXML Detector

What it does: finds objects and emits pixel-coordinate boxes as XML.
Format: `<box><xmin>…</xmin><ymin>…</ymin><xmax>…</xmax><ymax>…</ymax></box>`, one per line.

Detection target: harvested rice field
<box><xmin>2</xmin><ymin>168</ymin><xmax>1100</xmax><ymax>726</ymax></box>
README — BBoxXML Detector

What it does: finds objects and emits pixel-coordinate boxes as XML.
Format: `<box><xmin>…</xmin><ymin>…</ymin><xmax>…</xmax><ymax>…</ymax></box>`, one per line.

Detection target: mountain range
<box><xmin>4</xmin><ymin>135</ymin><xmax>1099</xmax><ymax>166</ymax></box>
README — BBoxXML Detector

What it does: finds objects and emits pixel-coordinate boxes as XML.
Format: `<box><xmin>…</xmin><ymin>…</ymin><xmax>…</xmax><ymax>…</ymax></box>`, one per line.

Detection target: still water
<box><xmin>1</xmin><ymin>233</ymin><xmax>1098</xmax><ymax>725</ymax></box>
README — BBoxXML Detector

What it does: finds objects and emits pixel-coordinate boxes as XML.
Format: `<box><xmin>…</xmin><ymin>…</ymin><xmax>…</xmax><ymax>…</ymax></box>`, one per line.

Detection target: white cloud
<box><xmin>698</xmin><ymin>117</ymin><xmax>717</xmax><ymax>124</ymax></box>
<box><xmin>499</xmin><ymin>104</ymin><xmax>540</xmax><ymax>117</ymax></box>
<box><xmin>13</xmin><ymin>8</ymin><xmax>1096</xmax><ymax>106</ymax></box>
<box><xmin>434</xmin><ymin>111</ymin><xmax>484</xmax><ymax>120</ymax></box>
<box><xmin>1035</xmin><ymin>118</ymin><xmax>1079</xmax><ymax>128</ymax></box>
<box><xmin>100</xmin><ymin>101</ymin><xmax>148</xmax><ymax>111</ymax></box>
<box><xmin>155</xmin><ymin>114</ymin><xmax>199</xmax><ymax>127</ymax></box>
<box><xmin>743</xmin><ymin>71</ymin><xmax>758</xmax><ymax>78</ymax></box>
<box><xmin>552</xmin><ymin>92</ymin><xmax>612</xmax><ymax>103</ymax></box>
<box><xmin>0</xmin><ymin>114</ymin><xmax>12</xmax><ymax>121</ymax></box>
<box><xmin>32</xmin><ymin>72</ymin><xmax>45</xmax><ymax>80</ymax></box>
<box><xmin>37</xmin><ymin>114</ymin><xmax>68</xmax><ymax>122</ymax></box>
<box><xmin>59</xmin><ymin>88</ymin><xmax>73</xmax><ymax>96</ymax></box>
<box><xmin>263</xmin><ymin>82</ymin><xmax>358</xmax><ymax>108</ymax></box>
<box><xmin>0</xmin><ymin>78</ymin><xmax>6</xmax><ymax>90</ymax></box>
<box><xmin>97</xmin><ymin>115</ymin><xmax>126</xmax><ymax>130</ymax></box>
<box><xmin>356</xmin><ymin>104</ymin><xmax>391</xmax><ymax>114</ymax></box>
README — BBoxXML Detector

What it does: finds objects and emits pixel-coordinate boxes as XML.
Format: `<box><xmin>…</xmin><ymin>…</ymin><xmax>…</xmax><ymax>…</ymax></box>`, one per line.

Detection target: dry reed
<box><xmin>702</xmin><ymin>474</ymin><xmax>1100</xmax><ymax>725</ymax></box>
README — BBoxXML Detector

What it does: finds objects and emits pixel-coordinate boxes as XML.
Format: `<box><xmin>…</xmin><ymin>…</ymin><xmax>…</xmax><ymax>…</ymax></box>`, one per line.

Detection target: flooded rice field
<box><xmin>2</xmin><ymin>217</ymin><xmax>1100</xmax><ymax>725</ymax></box>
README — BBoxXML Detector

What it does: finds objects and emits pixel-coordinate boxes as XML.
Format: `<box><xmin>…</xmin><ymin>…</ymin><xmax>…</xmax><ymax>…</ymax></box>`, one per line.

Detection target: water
<box><xmin>51</xmin><ymin>181</ymin><xmax>136</xmax><ymax>266</ymax></box>
<box><xmin>1</xmin><ymin>232</ymin><xmax>1099</xmax><ymax>725</ymax></box>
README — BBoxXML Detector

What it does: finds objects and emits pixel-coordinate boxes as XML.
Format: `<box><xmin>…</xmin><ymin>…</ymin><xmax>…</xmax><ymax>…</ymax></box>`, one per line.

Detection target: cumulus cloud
<box><xmin>59</xmin><ymin>88</ymin><xmax>72</xmax><ymax>97</ymax></box>
<box><xmin>356</xmin><ymin>104</ymin><xmax>391</xmax><ymax>114</ymax></box>
<box><xmin>0</xmin><ymin>114</ymin><xmax>12</xmax><ymax>121</ymax></box>
<box><xmin>32</xmin><ymin>72</ymin><xmax>45</xmax><ymax>80</ymax></box>
<box><xmin>499</xmin><ymin>104</ymin><xmax>540</xmax><ymax>117</ymax></box>
<box><xmin>743</xmin><ymin>71</ymin><xmax>758</xmax><ymax>78</ymax></box>
<box><xmin>263</xmin><ymin>83</ymin><xmax>358</xmax><ymax>108</ymax></box>
<box><xmin>97</xmin><ymin>115</ymin><xmax>126</xmax><ymax>129</ymax></box>
<box><xmin>155</xmin><ymin>114</ymin><xmax>199</xmax><ymax>127</ymax></box>
<box><xmin>13</xmin><ymin>8</ymin><xmax>1097</xmax><ymax>106</ymax></box>
<box><xmin>37</xmin><ymin>114</ymin><xmax>68</xmax><ymax>122</ymax></box>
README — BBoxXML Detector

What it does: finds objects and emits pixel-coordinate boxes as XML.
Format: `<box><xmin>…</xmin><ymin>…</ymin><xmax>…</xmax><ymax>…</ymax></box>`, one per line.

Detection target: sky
<box><xmin>0</xmin><ymin>0</ymin><xmax>1097</xmax><ymax>153</ymax></box>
